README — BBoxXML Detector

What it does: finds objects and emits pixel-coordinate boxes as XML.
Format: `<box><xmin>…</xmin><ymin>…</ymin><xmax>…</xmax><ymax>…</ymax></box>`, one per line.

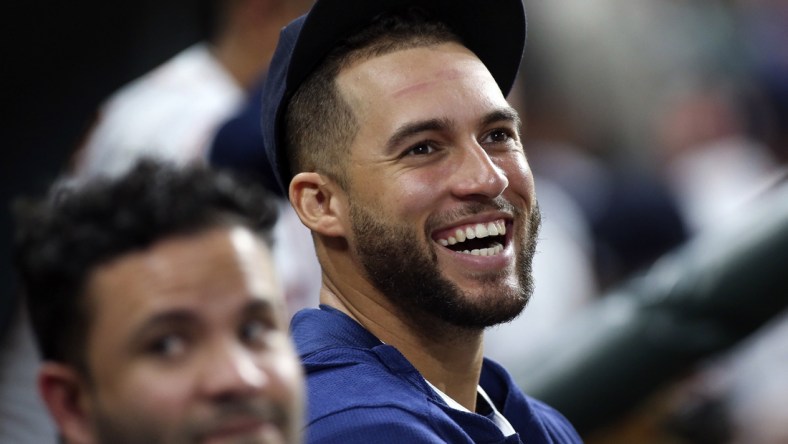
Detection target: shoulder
<box><xmin>302</xmin><ymin>351</ymin><xmax>461</xmax><ymax>444</ymax></box>
<box><xmin>305</xmin><ymin>405</ymin><xmax>449</xmax><ymax>444</ymax></box>
<box><xmin>524</xmin><ymin>397</ymin><xmax>584</xmax><ymax>443</ymax></box>
<box><xmin>303</xmin><ymin>346</ymin><xmax>432</xmax><ymax>419</ymax></box>
<box><xmin>300</xmin><ymin>340</ymin><xmax>462</xmax><ymax>442</ymax></box>
<box><xmin>481</xmin><ymin>359</ymin><xmax>583</xmax><ymax>443</ymax></box>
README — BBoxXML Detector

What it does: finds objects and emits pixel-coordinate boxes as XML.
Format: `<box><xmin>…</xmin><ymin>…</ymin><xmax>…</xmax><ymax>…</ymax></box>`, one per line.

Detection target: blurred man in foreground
<box><xmin>14</xmin><ymin>160</ymin><xmax>304</xmax><ymax>443</ymax></box>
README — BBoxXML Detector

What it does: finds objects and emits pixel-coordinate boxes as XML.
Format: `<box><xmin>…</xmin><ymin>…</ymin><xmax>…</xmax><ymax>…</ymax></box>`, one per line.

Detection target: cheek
<box><xmin>262</xmin><ymin>350</ymin><xmax>305</xmax><ymax>407</ymax></box>
<box><xmin>383</xmin><ymin>169</ymin><xmax>449</xmax><ymax>216</ymax></box>
<box><xmin>85</xmin><ymin>313</ymin><xmax>192</xmax><ymax>418</ymax></box>
<box><xmin>499</xmin><ymin>153</ymin><xmax>535</xmax><ymax>204</ymax></box>
<box><xmin>97</xmin><ymin>366</ymin><xmax>194</xmax><ymax>419</ymax></box>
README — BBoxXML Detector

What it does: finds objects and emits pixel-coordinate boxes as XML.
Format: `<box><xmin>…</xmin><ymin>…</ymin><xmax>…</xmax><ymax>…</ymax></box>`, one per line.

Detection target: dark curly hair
<box><xmin>13</xmin><ymin>159</ymin><xmax>279</xmax><ymax>373</ymax></box>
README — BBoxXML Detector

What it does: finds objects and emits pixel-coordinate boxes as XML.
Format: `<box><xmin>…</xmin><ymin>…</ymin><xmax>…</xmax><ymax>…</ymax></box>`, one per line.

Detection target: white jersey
<box><xmin>76</xmin><ymin>43</ymin><xmax>243</xmax><ymax>178</ymax></box>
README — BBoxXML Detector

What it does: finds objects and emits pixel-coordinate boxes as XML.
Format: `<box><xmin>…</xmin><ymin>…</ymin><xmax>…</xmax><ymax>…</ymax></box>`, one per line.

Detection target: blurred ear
<box><xmin>289</xmin><ymin>172</ymin><xmax>348</xmax><ymax>238</ymax></box>
<box><xmin>38</xmin><ymin>363</ymin><xmax>96</xmax><ymax>444</ymax></box>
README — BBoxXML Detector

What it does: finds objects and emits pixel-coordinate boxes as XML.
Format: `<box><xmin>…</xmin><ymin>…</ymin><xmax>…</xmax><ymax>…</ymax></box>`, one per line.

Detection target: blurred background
<box><xmin>503</xmin><ymin>1</ymin><xmax>788</xmax><ymax>443</ymax></box>
<box><xmin>3</xmin><ymin>0</ymin><xmax>787</xmax><ymax>443</ymax></box>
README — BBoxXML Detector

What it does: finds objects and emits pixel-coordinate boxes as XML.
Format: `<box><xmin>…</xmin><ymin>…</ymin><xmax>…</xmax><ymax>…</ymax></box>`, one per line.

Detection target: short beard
<box><xmin>349</xmin><ymin>198</ymin><xmax>541</xmax><ymax>336</ymax></box>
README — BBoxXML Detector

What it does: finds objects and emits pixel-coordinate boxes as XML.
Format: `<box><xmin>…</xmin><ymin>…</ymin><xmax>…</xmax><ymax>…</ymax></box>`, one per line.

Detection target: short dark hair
<box><xmin>13</xmin><ymin>160</ymin><xmax>279</xmax><ymax>373</ymax></box>
<box><xmin>285</xmin><ymin>9</ymin><xmax>460</xmax><ymax>190</ymax></box>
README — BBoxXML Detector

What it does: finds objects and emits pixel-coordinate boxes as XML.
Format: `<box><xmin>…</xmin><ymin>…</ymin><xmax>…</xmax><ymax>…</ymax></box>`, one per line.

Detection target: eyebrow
<box><xmin>385</xmin><ymin>117</ymin><xmax>454</xmax><ymax>155</ymax></box>
<box><xmin>384</xmin><ymin>106</ymin><xmax>522</xmax><ymax>155</ymax></box>
<box><xmin>129</xmin><ymin>309</ymin><xmax>198</xmax><ymax>346</ymax></box>
<box><xmin>242</xmin><ymin>298</ymin><xmax>277</xmax><ymax>316</ymax></box>
<box><xmin>129</xmin><ymin>298</ymin><xmax>278</xmax><ymax>341</ymax></box>
<box><xmin>242</xmin><ymin>297</ymin><xmax>286</xmax><ymax>330</ymax></box>
<box><xmin>482</xmin><ymin>106</ymin><xmax>522</xmax><ymax>133</ymax></box>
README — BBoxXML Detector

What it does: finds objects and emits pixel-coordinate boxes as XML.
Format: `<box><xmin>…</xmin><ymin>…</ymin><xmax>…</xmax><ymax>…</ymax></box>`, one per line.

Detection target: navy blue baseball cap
<box><xmin>261</xmin><ymin>0</ymin><xmax>527</xmax><ymax>195</ymax></box>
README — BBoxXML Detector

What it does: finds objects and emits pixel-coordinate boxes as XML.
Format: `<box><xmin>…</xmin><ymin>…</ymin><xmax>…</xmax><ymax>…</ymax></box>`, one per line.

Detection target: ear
<box><xmin>38</xmin><ymin>362</ymin><xmax>96</xmax><ymax>444</ymax></box>
<box><xmin>289</xmin><ymin>172</ymin><xmax>348</xmax><ymax>238</ymax></box>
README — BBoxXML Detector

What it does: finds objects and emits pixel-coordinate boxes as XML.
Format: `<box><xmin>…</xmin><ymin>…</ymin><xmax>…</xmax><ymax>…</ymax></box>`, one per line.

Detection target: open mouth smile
<box><xmin>433</xmin><ymin>219</ymin><xmax>509</xmax><ymax>256</ymax></box>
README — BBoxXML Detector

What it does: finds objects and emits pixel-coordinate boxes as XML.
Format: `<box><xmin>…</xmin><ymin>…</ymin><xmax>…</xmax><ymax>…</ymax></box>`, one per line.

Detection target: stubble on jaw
<box><xmin>348</xmin><ymin>198</ymin><xmax>542</xmax><ymax>340</ymax></box>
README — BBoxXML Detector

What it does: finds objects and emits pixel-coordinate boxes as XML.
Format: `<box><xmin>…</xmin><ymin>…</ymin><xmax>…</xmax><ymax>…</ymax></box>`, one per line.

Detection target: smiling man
<box><xmin>259</xmin><ymin>0</ymin><xmax>581</xmax><ymax>442</ymax></box>
<box><xmin>14</xmin><ymin>161</ymin><xmax>304</xmax><ymax>444</ymax></box>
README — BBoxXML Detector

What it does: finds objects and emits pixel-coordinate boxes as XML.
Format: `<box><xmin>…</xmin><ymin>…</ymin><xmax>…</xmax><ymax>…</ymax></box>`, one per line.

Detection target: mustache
<box><xmin>425</xmin><ymin>196</ymin><xmax>526</xmax><ymax>233</ymax></box>
<box><xmin>187</xmin><ymin>399</ymin><xmax>291</xmax><ymax>439</ymax></box>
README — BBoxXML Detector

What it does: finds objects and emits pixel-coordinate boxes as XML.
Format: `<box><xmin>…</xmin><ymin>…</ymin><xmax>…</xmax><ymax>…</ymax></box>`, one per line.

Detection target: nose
<box><xmin>450</xmin><ymin>141</ymin><xmax>509</xmax><ymax>199</ymax></box>
<box><xmin>199</xmin><ymin>344</ymin><xmax>267</xmax><ymax>399</ymax></box>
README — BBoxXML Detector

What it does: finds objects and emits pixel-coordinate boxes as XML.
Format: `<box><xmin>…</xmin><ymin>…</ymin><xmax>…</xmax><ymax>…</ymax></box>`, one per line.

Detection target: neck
<box><xmin>319</xmin><ymin>276</ymin><xmax>485</xmax><ymax>411</ymax></box>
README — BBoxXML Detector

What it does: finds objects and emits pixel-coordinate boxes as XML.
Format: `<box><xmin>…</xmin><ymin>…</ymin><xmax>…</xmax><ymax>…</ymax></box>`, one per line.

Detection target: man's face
<box><xmin>336</xmin><ymin>42</ymin><xmax>540</xmax><ymax>330</ymax></box>
<box><xmin>80</xmin><ymin>226</ymin><xmax>303</xmax><ymax>444</ymax></box>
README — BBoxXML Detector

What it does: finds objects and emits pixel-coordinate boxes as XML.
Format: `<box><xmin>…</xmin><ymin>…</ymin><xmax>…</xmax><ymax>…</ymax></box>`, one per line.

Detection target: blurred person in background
<box><xmin>70</xmin><ymin>0</ymin><xmax>320</xmax><ymax>317</ymax></box>
<box><xmin>73</xmin><ymin>0</ymin><xmax>312</xmax><ymax>178</ymax></box>
<box><xmin>13</xmin><ymin>160</ymin><xmax>304</xmax><ymax>444</ymax></box>
<box><xmin>646</xmin><ymin>13</ymin><xmax>788</xmax><ymax>434</ymax></box>
<box><xmin>655</xmin><ymin>79</ymin><xmax>783</xmax><ymax>235</ymax></box>
<box><xmin>507</xmin><ymin>0</ymin><xmax>788</xmax><ymax>442</ymax></box>
<box><xmin>68</xmin><ymin>0</ymin><xmax>321</xmax><ymax>316</ymax></box>
<box><xmin>516</xmin><ymin>0</ymin><xmax>692</xmax><ymax>291</ymax></box>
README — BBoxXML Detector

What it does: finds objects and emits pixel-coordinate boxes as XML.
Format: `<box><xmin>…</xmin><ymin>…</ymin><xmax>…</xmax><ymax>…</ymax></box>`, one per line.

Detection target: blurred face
<box><xmin>80</xmin><ymin>226</ymin><xmax>303</xmax><ymax>444</ymax></box>
<box><xmin>336</xmin><ymin>42</ymin><xmax>540</xmax><ymax>330</ymax></box>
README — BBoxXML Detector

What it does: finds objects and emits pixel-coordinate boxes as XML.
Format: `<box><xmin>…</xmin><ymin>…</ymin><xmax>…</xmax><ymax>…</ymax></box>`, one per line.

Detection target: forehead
<box><xmin>336</xmin><ymin>41</ymin><xmax>507</xmax><ymax>119</ymax></box>
<box><xmin>85</xmin><ymin>226</ymin><xmax>282</xmax><ymax>324</ymax></box>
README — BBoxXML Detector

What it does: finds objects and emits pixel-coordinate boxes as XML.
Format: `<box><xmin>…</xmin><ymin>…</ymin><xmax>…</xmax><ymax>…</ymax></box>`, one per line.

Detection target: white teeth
<box><xmin>458</xmin><ymin>243</ymin><xmax>503</xmax><ymax>256</ymax></box>
<box><xmin>437</xmin><ymin>220</ymin><xmax>506</xmax><ymax>247</ymax></box>
<box><xmin>465</xmin><ymin>227</ymin><xmax>476</xmax><ymax>240</ymax></box>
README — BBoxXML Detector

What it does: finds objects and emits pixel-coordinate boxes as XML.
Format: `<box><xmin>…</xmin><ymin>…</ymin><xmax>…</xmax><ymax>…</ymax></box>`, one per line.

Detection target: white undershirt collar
<box><xmin>424</xmin><ymin>379</ymin><xmax>517</xmax><ymax>437</ymax></box>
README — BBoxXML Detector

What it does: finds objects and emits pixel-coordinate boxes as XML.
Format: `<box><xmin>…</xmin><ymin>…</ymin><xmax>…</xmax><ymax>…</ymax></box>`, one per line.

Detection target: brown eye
<box><xmin>486</xmin><ymin>129</ymin><xmax>511</xmax><ymax>143</ymax></box>
<box><xmin>405</xmin><ymin>143</ymin><xmax>436</xmax><ymax>156</ymax></box>
<box><xmin>240</xmin><ymin>319</ymin><xmax>270</xmax><ymax>346</ymax></box>
<box><xmin>149</xmin><ymin>334</ymin><xmax>187</xmax><ymax>359</ymax></box>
